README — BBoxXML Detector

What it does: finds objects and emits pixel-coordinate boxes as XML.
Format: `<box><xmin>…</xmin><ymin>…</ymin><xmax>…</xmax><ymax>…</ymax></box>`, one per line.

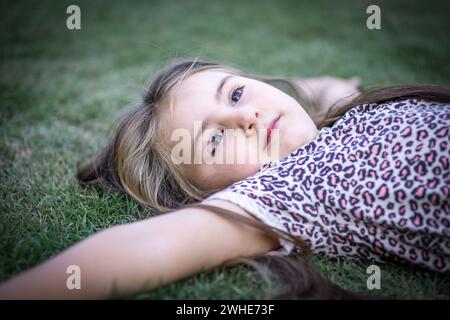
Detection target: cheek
<box><xmin>279</xmin><ymin>122</ymin><xmax>313</xmax><ymax>154</ymax></box>
<box><xmin>214</xmin><ymin>134</ymin><xmax>260</xmax><ymax>162</ymax></box>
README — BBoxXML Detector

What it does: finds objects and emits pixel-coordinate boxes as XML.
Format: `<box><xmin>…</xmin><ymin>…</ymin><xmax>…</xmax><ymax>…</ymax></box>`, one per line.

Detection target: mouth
<box><xmin>266</xmin><ymin>116</ymin><xmax>281</xmax><ymax>146</ymax></box>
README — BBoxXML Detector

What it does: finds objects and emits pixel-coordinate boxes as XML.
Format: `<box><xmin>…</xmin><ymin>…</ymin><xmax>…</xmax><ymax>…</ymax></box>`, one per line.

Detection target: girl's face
<box><xmin>163</xmin><ymin>69</ymin><xmax>318</xmax><ymax>191</ymax></box>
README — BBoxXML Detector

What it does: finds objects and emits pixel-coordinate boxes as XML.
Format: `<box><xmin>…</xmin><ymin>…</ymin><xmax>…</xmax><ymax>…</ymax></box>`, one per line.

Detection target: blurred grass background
<box><xmin>0</xmin><ymin>0</ymin><xmax>449</xmax><ymax>299</ymax></box>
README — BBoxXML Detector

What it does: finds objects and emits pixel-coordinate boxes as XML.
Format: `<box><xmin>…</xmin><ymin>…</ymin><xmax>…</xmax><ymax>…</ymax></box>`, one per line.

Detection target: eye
<box><xmin>230</xmin><ymin>86</ymin><xmax>245</xmax><ymax>105</ymax></box>
<box><xmin>210</xmin><ymin>129</ymin><xmax>224</xmax><ymax>156</ymax></box>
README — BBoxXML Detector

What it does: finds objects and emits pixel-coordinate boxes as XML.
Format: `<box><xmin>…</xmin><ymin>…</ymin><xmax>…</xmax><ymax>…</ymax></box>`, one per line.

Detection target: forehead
<box><xmin>165</xmin><ymin>70</ymin><xmax>231</xmax><ymax>130</ymax></box>
<box><xmin>172</xmin><ymin>69</ymin><xmax>229</xmax><ymax>106</ymax></box>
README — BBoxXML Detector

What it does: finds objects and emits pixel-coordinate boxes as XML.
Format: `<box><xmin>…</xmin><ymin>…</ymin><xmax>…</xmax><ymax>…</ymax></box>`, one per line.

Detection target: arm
<box><xmin>0</xmin><ymin>200</ymin><xmax>279</xmax><ymax>299</ymax></box>
<box><xmin>293</xmin><ymin>76</ymin><xmax>361</xmax><ymax>114</ymax></box>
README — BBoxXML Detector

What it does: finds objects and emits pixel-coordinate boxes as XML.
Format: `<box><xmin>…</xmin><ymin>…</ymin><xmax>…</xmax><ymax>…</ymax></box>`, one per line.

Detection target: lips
<box><xmin>266</xmin><ymin>116</ymin><xmax>280</xmax><ymax>146</ymax></box>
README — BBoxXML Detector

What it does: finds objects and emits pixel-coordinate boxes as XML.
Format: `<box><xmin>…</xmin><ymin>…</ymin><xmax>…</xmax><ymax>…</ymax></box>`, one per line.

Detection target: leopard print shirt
<box><xmin>203</xmin><ymin>98</ymin><xmax>450</xmax><ymax>274</ymax></box>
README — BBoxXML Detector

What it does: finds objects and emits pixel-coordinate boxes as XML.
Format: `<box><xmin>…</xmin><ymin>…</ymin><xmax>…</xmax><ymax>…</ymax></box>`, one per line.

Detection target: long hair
<box><xmin>77</xmin><ymin>58</ymin><xmax>450</xmax><ymax>299</ymax></box>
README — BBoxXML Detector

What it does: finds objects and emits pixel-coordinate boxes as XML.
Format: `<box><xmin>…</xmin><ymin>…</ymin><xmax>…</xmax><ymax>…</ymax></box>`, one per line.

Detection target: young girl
<box><xmin>0</xmin><ymin>59</ymin><xmax>449</xmax><ymax>299</ymax></box>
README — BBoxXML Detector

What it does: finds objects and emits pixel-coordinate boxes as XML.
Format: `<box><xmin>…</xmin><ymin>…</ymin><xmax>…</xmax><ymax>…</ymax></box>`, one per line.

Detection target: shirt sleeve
<box><xmin>202</xmin><ymin>187</ymin><xmax>296</xmax><ymax>256</ymax></box>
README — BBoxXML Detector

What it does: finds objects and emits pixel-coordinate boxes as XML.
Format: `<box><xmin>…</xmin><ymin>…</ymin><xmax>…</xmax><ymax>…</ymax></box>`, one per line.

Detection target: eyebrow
<box><xmin>215</xmin><ymin>74</ymin><xmax>234</xmax><ymax>102</ymax></box>
<box><xmin>192</xmin><ymin>74</ymin><xmax>234</xmax><ymax>154</ymax></box>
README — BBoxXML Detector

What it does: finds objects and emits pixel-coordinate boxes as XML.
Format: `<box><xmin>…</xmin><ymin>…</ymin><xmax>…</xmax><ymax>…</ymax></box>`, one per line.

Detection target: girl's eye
<box><xmin>210</xmin><ymin>130</ymin><xmax>223</xmax><ymax>156</ymax></box>
<box><xmin>230</xmin><ymin>86</ymin><xmax>244</xmax><ymax>105</ymax></box>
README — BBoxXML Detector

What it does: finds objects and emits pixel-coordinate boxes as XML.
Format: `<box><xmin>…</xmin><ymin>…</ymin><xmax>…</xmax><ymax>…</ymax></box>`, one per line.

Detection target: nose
<box><xmin>222</xmin><ymin>107</ymin><xmax>260</xmax><ymax>136</ymax></box>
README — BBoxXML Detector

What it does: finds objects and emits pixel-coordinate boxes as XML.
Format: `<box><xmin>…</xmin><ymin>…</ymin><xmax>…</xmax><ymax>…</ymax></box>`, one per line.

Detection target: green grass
<box><xmin>1</xmin><ymin>0</ymin><xmax>449</xmax><ymax>299</ymax></box>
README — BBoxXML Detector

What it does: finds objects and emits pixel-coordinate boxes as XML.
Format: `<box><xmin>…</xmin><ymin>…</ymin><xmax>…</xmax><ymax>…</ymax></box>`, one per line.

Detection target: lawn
<box><xmin>0</xmin><ymin>0</ymin><xmax>449</xmax><ymax>299</ymax></box>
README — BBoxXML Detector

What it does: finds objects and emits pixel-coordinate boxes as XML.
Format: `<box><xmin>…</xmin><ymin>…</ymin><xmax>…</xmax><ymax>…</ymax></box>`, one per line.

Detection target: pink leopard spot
<box><xmin>412</xmin><ymin>214</ymin><xmax>422</xmax><ymax>226</ymax></box>
<box><xmin>343</xmin><ymin>136</ymin><xmax>352</xmax><ymax>145</ymax></box>
<box><xmin>377</xmin><ymin>185</ymin><xmax>388</xmax><ymax>198</ymax></box>
<box><xmin>418</xmin><ymin>130</ymin><xmax>428</xmax><ymax>140</ymax></box>
<box><xmin>393</xmin><ymin>143</ymin><xmax>401</xmax><ymax>152</ymax></box>
<box><xmin>386</xmin><ymin>132</ymin><xmax>395</xmax><ymax>142</ymax></box>
<box><xmin>430</xmin><ymin>193</ymin><xmax>439</xmax><ymax>205</ymax></box>
<box><xmin>363</xmin><ymin>191</ymin><xmax>374</xmax><ymax>206</ymax></box>
<box><xmin>414</xmin><ymin>186</ymin><xmax>425</xmax><ymax>198</ymax></box>
<box><xmin>352</xmin><ymin>208</ymin><xmax>362</xmax><ymax>219</ymax></box>
<box><xmin>380</xmin><ymin>160</ymin><xmax>389</xmax><ymax>170</ymax></box>
<box><xmin>330</xmin><ymin>175</ymin><xmax>337</xmax><ymax>186</ymax></box>
<box><xmin>434</xmin><ymin>257</ymin><xmax>444</xmax><ymax>270</ymax></box>
<box><xmin>339</xmin><ymin>198</ymin><xmax>347</xmax><ymax>208</ymax></box>
<box><xmin>400</xmin><ymin>127</ymin><xmax>412</xmax><ymax>137</ymax></box>
<box><xmin>427</xmin><ymin>179</ymin><xmax>437</xmax><ymax>189</ymax></box>
<box><xmin>374</xmin><ymin>206</ymin><xmax>383</xmax><ymax>218</ymax></box>
<box><xmin>426</xmin><ymin>152</ymin><xmax>435</xmax><ymax>164</ymax></box>
<box><xmin>436</xmin><ymin>127</ymin><xmax>448</xmax><ymax>137</ymax></box>
<box><xmin>400</xmin><ymin>168</ymin><xmax>409</xmax><ymax>178</ymax></box>
<box><xmin>370</xmin><ymin>144</ymin><xmax>380</xmax><ymax>156</ymax></box>
<box><xmin>317</xmin><ymin>189</ymin><xmax>324</xmax><ymax>201</ymax></box>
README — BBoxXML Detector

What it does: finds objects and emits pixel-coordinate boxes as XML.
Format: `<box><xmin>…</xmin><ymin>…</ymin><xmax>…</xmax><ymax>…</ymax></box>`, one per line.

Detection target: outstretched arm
<box><xmin>0</xmin><ymin>200</ymin><xmax>278</xmax><ymax>299</ymax></box>
<box><xmin>294</xmin><ymin>76</ymin><xmax>361</xmax><ymax>114</ymax></box>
